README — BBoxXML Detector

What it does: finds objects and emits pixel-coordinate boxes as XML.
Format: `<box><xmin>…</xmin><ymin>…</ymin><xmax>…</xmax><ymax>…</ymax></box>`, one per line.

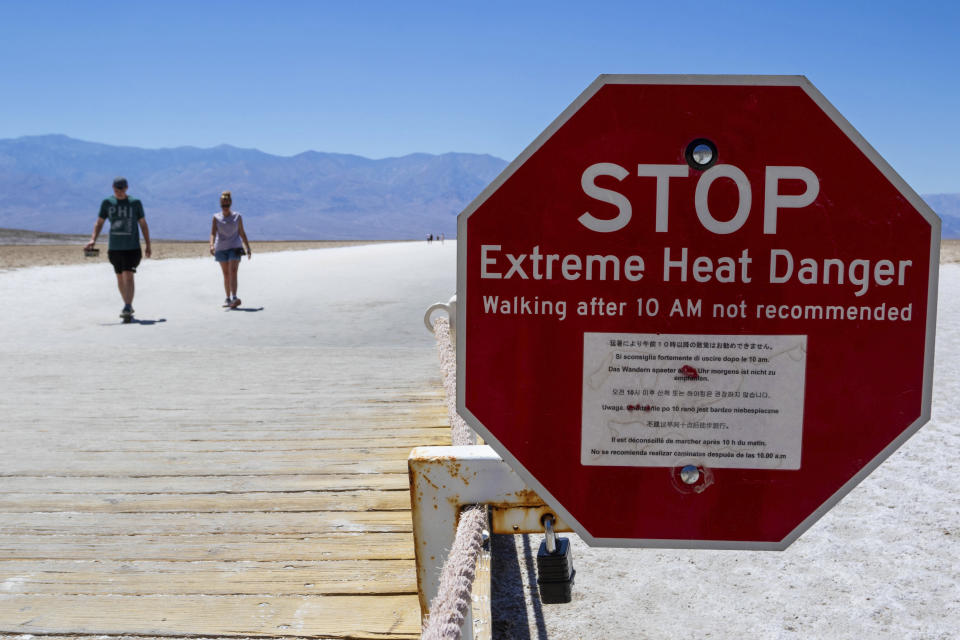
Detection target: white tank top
<box><xmin>213</xmin><ymin>212</ymin><xmax>243</xmax><ymax>251</ymax></box>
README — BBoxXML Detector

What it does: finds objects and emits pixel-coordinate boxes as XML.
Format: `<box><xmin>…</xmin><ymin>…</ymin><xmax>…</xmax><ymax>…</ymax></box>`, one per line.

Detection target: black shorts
<box><xmin>108</xmin><ymin>248</ymin><xmax>142</xmax><ymax>274</ymax></box>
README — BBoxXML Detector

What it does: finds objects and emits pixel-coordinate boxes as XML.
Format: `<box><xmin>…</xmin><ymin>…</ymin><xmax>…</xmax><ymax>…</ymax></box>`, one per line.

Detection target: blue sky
<box><xmin>0</xmin><ymin>0</ymin><xmax>957</xmax><ymax>194</ymax></box>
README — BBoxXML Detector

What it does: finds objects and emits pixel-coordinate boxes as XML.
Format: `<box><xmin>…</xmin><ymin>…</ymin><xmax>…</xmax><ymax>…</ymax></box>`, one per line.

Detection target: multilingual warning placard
<box><xmin>581</xmin><ymin>333</ymin><xmax>808</xmax><ymax>470</ymax></box>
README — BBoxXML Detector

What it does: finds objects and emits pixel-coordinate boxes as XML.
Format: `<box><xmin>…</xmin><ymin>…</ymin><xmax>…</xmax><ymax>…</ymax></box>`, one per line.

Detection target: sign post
<box><xmin>457</xmin><ymin>75</ymin><xmax>940</xmax><ymax>549</ymax></box>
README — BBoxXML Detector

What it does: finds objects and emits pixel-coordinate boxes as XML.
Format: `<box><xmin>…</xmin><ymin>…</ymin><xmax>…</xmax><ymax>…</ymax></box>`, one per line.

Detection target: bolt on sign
<box><xmin>456</xmin><ymin>75</ymin><xmax>940</xmax><ymax>549</ymax></box>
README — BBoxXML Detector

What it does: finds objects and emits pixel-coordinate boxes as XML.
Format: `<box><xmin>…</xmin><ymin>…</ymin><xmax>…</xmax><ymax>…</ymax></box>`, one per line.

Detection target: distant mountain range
<box><xmin>923</xmin><ymin>193</ymin><xmax>960</xmax><ymax>238</ymax></box>
<box><xmin>0</xmin><ymin>135</ymin><xmax>508</xmax><ymax>240</ymax></box>
<box><xmin>0</xmin><ymin>134</ymin><xmax>957</xmax><ymax>240</ymax></box>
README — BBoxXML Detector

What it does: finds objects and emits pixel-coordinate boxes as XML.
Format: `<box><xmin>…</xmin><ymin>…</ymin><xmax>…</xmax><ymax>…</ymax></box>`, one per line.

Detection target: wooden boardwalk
<box><xmin>0</xmin><ymin>345</ymin><xmax>449</xmax><ymax>639</ymax></box>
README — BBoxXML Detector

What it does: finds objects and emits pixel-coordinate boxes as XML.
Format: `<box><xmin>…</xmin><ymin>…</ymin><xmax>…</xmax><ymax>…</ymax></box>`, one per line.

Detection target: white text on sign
<box><xmin>578</xmin><ymin>163</ymin><xmax>819</xmax><ymax>234</ymax></box>
<box><xmin>479</xmin><ymin>245</ymin><xmax>912</xmax><ymax>298</ymax></box>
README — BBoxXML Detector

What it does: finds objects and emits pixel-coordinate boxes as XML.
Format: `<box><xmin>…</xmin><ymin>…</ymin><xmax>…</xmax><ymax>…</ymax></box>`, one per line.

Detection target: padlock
<box><xmin>536</xmin><ymin>515</ymin><xmax>575</xmax><ymax>604</ymax></box>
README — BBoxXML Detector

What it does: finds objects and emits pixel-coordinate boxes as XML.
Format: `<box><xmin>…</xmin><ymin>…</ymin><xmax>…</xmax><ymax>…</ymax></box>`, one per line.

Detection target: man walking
<box><xmin>84</xmin><ymin>177</ymin><xmax>152</xmax><ymax>319</ymax></box>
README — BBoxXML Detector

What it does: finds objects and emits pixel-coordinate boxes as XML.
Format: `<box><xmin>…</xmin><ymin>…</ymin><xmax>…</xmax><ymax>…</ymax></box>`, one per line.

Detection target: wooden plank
<box><xmin>0</xmin><ymin>447</ymin><xmax>417</xmax><ymax>463</ymax></box>
<box><xmin>0</xmin><ymin>594</ymin><xmax>421</xmax><ymax>639</ymax></box>
<box><xmin>5</xmin><ymin>422</ymin><xmax>447</xmax><ymax>440</ymax></box>
<box><xmin>10</xmin><ymin>407</ymin><xmax>448</xmax><ymax>425</ymax></box>
<box><xmin>0</xmin><ymin>532</ymin><xmax>415</xmax><ymax>561</ymax></box>
<box><xmin>3</xmin><ymin>433</ymin><xmax>451</xmax><ymax>450</ymax></box>
<box><xmin>0</xmin><ymin>511</ymin><xmax>411</xmax><ymax>535</ymax></box>
<box><xmin>0</xmin><ymin>454</ymin><xmax>409</xmax><ymax>476</ymax></box>
<box><xmin>473</xmin><ymin>540</ymin><xmax>493</xmax><ymax>640</ymax></box>
<box><xmin>0</xmin><ymin>489</ymin><xmax>410</xmax><ymax>512</ymax></box>
<box><xmin>3</xmin><ymin>422</ymin><xmax>432</xmax><ymax>434</ymax></box>
<box><xmin>0</xmin><ymin>341</ymin><xmax>448</xmax><ymax>639</ymax></box>
<box><xmin>0</xmin><ymin>473</ymin><xmax>410</xmax><ymax>494</ymax></box>
<box><xmin>0</xmin><ymin>559</ymin><xmax>415</xmax><ymax>595</ymax></box>
<box><xmin>4</xmin><ymin>391</ymin><xmax>444</xmax><ymax>411</ymax></box>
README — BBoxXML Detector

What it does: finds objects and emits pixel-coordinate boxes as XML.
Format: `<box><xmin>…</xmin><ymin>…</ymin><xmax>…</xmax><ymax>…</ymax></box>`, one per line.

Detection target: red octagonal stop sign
<box><xmin>456</xmin><ymin>75</ymin><xmax>940</xmax><ymax>549</ymax></box>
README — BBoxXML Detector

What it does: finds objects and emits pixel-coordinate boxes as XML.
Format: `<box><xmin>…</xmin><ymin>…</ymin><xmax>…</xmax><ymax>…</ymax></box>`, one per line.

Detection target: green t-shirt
<box><xmin>98</xmin><ymin>196</ymin><xmax>145</xmax><ymax>251</ymax></box>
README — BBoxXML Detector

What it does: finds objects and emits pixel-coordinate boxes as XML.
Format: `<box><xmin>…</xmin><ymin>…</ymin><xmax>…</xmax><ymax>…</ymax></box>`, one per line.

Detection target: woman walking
<box><xmin>209</xmin><ymin>190</ymin><xmax>251</xmax><ymax>308</ymax></box>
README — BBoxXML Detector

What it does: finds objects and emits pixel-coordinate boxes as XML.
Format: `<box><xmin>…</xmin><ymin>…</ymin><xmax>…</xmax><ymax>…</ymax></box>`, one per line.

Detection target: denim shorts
<box><xmin>215</xmin><ymin>247</ymin><xmax>245</xmax><ymax>262</ymax></box>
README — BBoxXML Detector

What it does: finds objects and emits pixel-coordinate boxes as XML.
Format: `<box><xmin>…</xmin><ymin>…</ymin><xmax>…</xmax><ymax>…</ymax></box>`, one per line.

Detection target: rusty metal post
<box><xmin>409</xmin><ymin>445</ymin><xmax>571</xmax><ymax>639</ymax></box>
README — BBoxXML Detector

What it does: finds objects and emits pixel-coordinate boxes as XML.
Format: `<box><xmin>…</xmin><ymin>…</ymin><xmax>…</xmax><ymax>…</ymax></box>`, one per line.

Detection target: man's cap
<box><xmin>221</xmin><ymin>191</ymin><xmax>232</xmax><ymax>200</ymax></box>
<box><xmin>113</xmin><ymin>177</ymin><xmax>128</xmax><ymax>189</ymax></box>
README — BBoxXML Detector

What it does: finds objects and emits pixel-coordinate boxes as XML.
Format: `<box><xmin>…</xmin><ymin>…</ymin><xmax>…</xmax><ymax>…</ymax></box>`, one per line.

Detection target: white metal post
<box><xmin>409</xmin><ymin>445</ymin><xmax>571</xmax><ymax>639</ymax></box>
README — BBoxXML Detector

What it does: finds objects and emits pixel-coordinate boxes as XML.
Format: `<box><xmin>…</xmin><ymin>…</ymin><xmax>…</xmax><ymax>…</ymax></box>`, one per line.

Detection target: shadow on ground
<box><xmin>492</xmin><ymin>533</ymin><xmax>549</xmax><ymax>640</ymax></box>
<box><xmin>98</xmin><ymin>318</ymin><xmax>168</xmax><ymax>326</ymax></box>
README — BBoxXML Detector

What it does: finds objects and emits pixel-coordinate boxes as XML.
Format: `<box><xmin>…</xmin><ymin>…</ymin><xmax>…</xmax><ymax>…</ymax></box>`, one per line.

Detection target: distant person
<box><xmin>209</xmin><ymin>190</ymin><xmax>251</xmax><ymax>308</ymax></box>
<box><xmin>84</xmin><ymin>177</ymin><xmax>151</xmax><ymax>320</ymax></box>
<box><xmin>440</xmin><ymin>233</ymin><xmax>444</xmax><ymax>245</ymax></box>
<box><xmin>427</xmin><ymin>233</ymin><xmax>433</xmax><ymax>244</ymax></box>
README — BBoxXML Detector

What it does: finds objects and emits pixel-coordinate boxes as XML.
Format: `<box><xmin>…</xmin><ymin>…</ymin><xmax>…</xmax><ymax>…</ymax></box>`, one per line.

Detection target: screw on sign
<box><xmin>456</xmin><ymin>75</ymin><xmax>940</xmax><ymax>549</ymax></box>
